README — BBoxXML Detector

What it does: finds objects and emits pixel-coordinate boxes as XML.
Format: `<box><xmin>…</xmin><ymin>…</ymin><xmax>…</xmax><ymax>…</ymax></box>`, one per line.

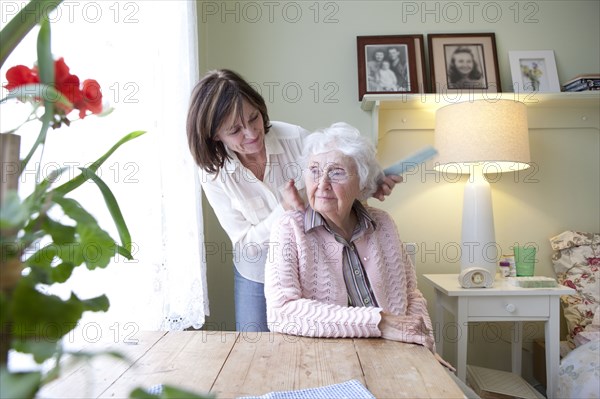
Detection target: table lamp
<box><xmin>434</xmin><ymin>99</ymin><xmax>531</xmax><ymax>286</ymax></box>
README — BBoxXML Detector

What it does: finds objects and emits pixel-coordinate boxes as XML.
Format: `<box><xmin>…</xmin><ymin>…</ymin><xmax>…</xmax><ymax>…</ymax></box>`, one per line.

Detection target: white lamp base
<box><xmin>460</xmin><ymin>165</ymin><xmax>498</xmax><ymax>280</ymax></box>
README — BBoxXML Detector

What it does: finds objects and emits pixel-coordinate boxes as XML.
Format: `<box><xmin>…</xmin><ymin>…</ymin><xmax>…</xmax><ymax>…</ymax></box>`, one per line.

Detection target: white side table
<box><xmin>422</xmin><ymin>274</ymin><xmax>575</xmax><ymax>399</ymax></box>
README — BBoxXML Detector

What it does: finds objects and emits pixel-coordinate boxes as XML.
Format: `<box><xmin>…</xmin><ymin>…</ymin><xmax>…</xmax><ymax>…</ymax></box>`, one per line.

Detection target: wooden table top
<box><xmin>39</xmin><ymin>331</ymin><xmax>465</xmax><ymax>399</ymax></box>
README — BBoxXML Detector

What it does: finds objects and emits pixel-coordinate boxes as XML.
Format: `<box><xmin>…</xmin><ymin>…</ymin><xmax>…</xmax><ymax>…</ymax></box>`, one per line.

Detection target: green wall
<box><xmin>196</xmin><ymin>0</ymin><xmax>600</xmax><ymax>383</ymax></box>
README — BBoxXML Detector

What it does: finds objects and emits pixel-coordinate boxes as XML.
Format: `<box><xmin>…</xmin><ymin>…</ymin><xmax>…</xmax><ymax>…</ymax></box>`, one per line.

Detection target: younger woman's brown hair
<box><xmin>186</xmin><ymin>69</ymin><xmax>271</xmax><ymax>174</ymax></box>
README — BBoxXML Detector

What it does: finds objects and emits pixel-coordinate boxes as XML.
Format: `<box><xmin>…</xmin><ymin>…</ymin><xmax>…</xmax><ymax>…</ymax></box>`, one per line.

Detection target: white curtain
<box><xmin>150</xmin><ymin>2</ymin><xmax>209</xmax><ymax>330</ymax></box>
<box><xmin>0</xmin><ymin>1</ymin><xmax>207</xmax><ymax>336</ymax></box>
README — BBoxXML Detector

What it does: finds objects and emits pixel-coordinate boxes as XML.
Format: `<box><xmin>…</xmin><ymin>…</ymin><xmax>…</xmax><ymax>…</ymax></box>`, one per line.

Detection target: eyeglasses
<box><xmin>306</xmin><ymin>165</ymin><xmax>353</xmax><ymax>183</ymax></box>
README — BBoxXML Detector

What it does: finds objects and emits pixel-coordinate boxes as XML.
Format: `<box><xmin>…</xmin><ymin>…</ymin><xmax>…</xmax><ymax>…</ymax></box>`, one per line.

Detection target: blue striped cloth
<box><xmin>238</xmin><ymin>379</ymin><xmax>376</xmax><ymax>399</ymax></box>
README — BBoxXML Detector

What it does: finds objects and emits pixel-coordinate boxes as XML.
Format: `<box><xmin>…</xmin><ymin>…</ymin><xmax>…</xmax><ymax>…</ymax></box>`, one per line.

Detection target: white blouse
<box><xmin>199</xmin><ymin>121</ymin><xmax>310</xmax><ymax>283</ymax></box>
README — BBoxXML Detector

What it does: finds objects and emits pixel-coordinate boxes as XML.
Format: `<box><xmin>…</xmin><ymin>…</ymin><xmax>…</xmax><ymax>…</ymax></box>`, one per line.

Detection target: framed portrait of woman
<box><xmin>428</xmin><ymin>33</ymin><xmax>501</xmax><ymax>94</ymax></box>
<box><xmin>357</xmin><ymin>35</ymin><xmax>426</xmax><ymax>100</ymax></box>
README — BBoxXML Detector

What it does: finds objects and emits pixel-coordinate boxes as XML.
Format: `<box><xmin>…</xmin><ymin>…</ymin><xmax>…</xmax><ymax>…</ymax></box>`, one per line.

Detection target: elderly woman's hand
<box><xmin>379</xmin><ymin>312</ymin><xmax>455</xmax><ymax>371</ymax></box>
<box><xmin>373</xmin><ymin>174</ymin><xmax>403</xmax><ymax>201</ymax></box>
<box><xmin>434</xmin><ymin>352</ymin><xmax>456</xmax><ymax>372</ymax></box>
<box><xmin>378</xmin><ymin>311</ymin><xmax>433</xmax><ymax>349</ymax></box>
<box><xmin>281</xmin><ymin>179</ymin><xmax>305</xmax><ymax>211</ymax></box>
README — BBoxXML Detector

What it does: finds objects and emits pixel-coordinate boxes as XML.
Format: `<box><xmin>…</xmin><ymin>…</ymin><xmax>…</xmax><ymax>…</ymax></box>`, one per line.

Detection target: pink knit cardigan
<box><xmin>265</xmin><ymin>206</ymin><xmax>435</xmax><ymax>351</ymax></box>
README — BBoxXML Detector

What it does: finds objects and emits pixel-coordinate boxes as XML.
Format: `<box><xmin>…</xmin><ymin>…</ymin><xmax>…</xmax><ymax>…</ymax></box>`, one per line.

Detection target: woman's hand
<box><xmin>281</xmin><ymin>179</ymin><xmax>304</xmax><ymax>211</ymax></box>
<box><xmin>372</xmin><ymin>174</ymin><xmax>403</xmax><ymax>201</ymax></box>
<box><xmin>434</xmin><ymin>352</ymin><xmax>456</xmax><ymax>372</ymax></box>
<box><xmin>378</xmin><ymin>312</ymin><xmax>433</xmax><ymax>349</ymax></box>
<box><xmin>380</xmin><ymin>313</ymin><xmax>454</xmax><ymax>372</ymax></box>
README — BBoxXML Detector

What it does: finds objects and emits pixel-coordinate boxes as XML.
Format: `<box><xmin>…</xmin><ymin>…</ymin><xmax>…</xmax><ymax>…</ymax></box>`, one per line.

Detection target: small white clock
<box><xmin>458</xmin><ymin>267</ymin><xmax>494</xmax><ymax>288</ymax></box>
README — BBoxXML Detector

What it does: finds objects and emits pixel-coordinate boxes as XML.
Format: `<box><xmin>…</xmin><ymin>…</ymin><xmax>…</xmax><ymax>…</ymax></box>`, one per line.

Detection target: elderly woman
<box><xmin>265</xmin><ymin>122</ymin><xmax>453</xmax><ymax>368</ymax></box>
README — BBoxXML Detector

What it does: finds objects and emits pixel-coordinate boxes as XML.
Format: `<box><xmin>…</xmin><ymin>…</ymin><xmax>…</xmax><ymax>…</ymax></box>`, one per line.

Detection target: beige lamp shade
<box><xmin>434</xmin><ymin>100</ymin><xmax>531</xmax><ymax>173</ymax></box>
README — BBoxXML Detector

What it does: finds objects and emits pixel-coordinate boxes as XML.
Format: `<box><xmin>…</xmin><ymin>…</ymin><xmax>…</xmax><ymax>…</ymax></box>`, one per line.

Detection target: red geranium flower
<box><xmin>77</xmin><ymin>79</ymin><xmax>103</xmax><ymax>118</ymax></box>
<box><xmin>52</xmin><ymin>57</ymin><xmax>83</xmax><ymax>107</ymax></box>
<box><xmin>3</xmin><ymin>57</ymin><xmax>103</xmax><ymax>124</ymax></box>
<box><xmin>4</xmin><ymin>65</ymin><xmax>39</xmax><ymax>90</ymax></box>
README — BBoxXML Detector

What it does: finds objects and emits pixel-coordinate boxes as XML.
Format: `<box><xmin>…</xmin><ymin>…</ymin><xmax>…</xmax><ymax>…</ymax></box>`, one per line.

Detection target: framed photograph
<box><xmin>428</xmin><ymin>33</ymin><xmax>501</xmax><ymax>94</ymax></box>
<box><xmin>508</xmin><ymin>50</ymin><xmax>560</xmax><ymax>93</ymax></box>
<box><xmin>357</xmin><ymin>35</ymin><xmax>424</xmax><ymax>100</ymax></box>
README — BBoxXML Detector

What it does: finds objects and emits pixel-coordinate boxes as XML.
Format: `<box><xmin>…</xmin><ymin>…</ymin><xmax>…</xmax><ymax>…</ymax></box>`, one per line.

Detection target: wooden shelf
<box><xmin>361</xmin><ymin>92</ymin><xmax>600</xmax><ymax>143</ymax></box>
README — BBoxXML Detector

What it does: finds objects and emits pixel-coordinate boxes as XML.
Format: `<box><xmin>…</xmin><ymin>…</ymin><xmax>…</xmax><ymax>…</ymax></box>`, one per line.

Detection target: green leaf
<box><xmin>20</xmin><ymin>115</ymin><xmax>51</xmax><ymax>174</ymax></box>
<box><xmin>54</xmin><ymin>197</ymin><xmax>117</xmax><ymax>269</ymax></box>
<box><xmin>53</xmin><ymin>197</ymin><xmax>95</xmax><ymax>224</ymax></box>
<box><xmin>79</xmin><ymin>294</ymin><xmax>110</xmax><ymax>312</ymax></box>
<box><xmin>37</xmin><ymin>18</ymin><xmax>54</xmax><ymax>91</ymax></box>
<box><xmin>12</xmin><ymin>340</ymin><xmax>60</xmax><ymax>364</ymax></box>
<box><xmin>0</xmin><ymin>190</ymin><xmax>28</xmax><ymax>229</ymax></box>
<box><xmin>10</xmin><ymin>281</ymin><xmax>82</xmax><ymax>343</ymax></box>
<box><xmin>18</xmin><ymin>16</ymin><xmax>57</xmax><ymax>174</ymax></box>
<box><xmin>52</xmin><ymin>130</ymin><xmax>147</xmax><ymax>196</ymax></box>
<box><xmin>0</xmin><ymin>293</ymin><xmax>8</xmax><ymax>328</ymax></box>
<box><xmin>37</xmin><ymin>17</ymin><xmax>54</xmax><ymax>154</ymax></box>
<box><xmin>54</xmin><ymin>243</ymin><xmax>84</xmax><ymax>267</ymax></box>
<box><xmin>12</xmin><ymin>228</ymin><xmax>46</xmax><ymax>260</ymax></box>
<box><xmin>26</xmin><ymin>244</ymin><xmax>80</xmax><ymax>284</ymax></box>
<box><xmin>115</xmin><ymin>244</ymin><xmax>133</xmax><ymax>260</ymax></box>
<box><xmin>129</xmin><ymin>388</ymin><xmax>157</xmax><ymax>399</ymax></box>
<box><xmin>0</xmin><ymin>0</ymin><xmax>64</xmax><ymax>68</ymax></box>
<box><xmin>0</xmin><ymin>368</ymin><xmax>42</xmax><ymax>399</ymax></box>
<box><xmin>42</xmin><ymin>217</ymin><xmax>76</xmax><ymax>246</ymax></box>
<box><xmin>20</xmin><ymin>166</ymin><xmax>67</xmax><ymax>217</ymax></box>
<box><xmin>21</xmin><ymin>219</ymin><xmax>53</xmax><ymax>259</ymax></box>
<box><xmin>1</xmin><ymin>84</ymin><xmax>73</xmax><ymax>110</ymax></box>
<box><xmin>26</xmin><ymin>244</ymin><xmax>58</xmax><ymax>269</ymax></box>
<box><xmin>78</xmin><ymin>223</ymin><xmax>118</xmax><ymax>269</ymax></box>
<box><xmin>80</xmin><ymin>167</ymin><xmax>132</xmax><ymax>252</ymax></box>
<box><xmin>50</xmin><ymin>262</ymin><xmax>76</xmax><ymax>284</ymax></box>
<box><xmin>10</xmin><ymin>281</ymin><xmax>110</xmax><ymax>361</ymax></box>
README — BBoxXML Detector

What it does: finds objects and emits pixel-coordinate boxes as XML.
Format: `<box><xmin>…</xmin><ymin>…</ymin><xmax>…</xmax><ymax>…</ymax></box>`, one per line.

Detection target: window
<box><xmin>0</xmin><ymin>1</ymin><xmax>206</xmax><ymax>340</ymax></box>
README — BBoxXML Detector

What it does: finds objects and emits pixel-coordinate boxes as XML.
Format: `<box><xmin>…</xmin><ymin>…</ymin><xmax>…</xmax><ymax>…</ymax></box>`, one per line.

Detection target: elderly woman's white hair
<box><xmin>301</xmin><ymin>122</ymin><xmax>384</xmax><ymax>200</ymax></box>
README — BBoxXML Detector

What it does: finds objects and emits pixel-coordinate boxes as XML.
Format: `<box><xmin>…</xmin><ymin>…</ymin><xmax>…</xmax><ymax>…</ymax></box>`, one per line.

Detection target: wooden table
<box><xmin>39</xmin><ymin>331</ymin><xmax>465</xmax><ymax>398</ymax></box>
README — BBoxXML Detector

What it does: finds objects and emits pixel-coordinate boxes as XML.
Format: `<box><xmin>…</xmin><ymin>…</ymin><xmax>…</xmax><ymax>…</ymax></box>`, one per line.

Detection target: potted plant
<box><xmin>0</xmin><ymin>0</ymin><xmax>148</xmax><ymax>396</ymax></box>
<box><xmin>1</xmin><ymin>2</ymin><xmax>214</xmax><ymax>397</ymax></box>
<box><xmin>1</xmin><ymin>2</ymin><xmax>216</xmax><ymax>397</ymax></box>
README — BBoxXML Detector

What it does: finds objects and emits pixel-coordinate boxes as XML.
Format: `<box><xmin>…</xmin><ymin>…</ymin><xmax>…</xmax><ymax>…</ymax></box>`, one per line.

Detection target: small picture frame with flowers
<box><xmin>508</xmin><ymin>50</ymin><xmax>561</xmax><ymax>93</ymax></box>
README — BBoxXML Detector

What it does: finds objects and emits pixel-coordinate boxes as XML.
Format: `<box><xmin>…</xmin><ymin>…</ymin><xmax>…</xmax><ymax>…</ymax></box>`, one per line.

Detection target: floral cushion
<box><xmin>557</xmin><ymin>338</ymin><xmax>600</xmax><ymax>399</ymax></box>
<box><xmin>550</xmin><ymin>231</ymin><xmax>600</xmax><ymax>348</ymax></box>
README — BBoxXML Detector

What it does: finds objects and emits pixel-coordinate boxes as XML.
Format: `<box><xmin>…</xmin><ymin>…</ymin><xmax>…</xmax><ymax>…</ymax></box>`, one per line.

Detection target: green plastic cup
<box><xmin>513</xmin><ymin>246</ymin><xmax>536</xmax><ymax>276</ymax></box>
